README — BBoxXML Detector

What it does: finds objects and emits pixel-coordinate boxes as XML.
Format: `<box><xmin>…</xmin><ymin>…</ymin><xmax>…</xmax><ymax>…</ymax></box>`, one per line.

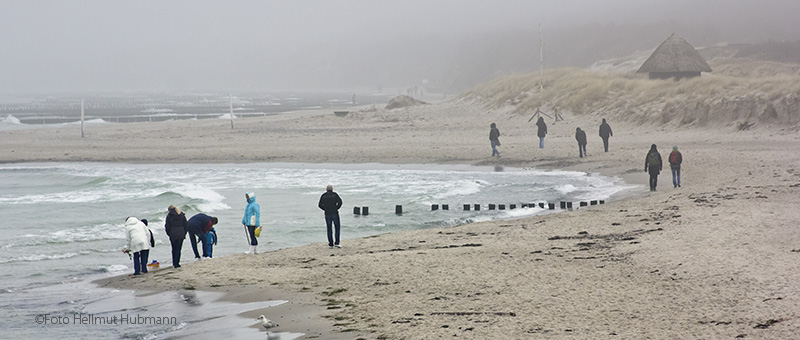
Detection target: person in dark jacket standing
<box><xmin>575</xmin><ymin>127</ymin><xmax>587</xmax><ymax>158</ymax></box>
<box><xmin>164</xmin><ymin>205</ymin><xmax>187</xmax><ymax>268</ymax></box>
<box><xmin>644</xmin><ymin>144</ymin><xmax>663</xmax><ymax>191</ymax></box>
<box><xmin>186</xmin><ymin>213</ymin><xmax>218</xmax><ymax>259</ymax></box>
<box><xmin>318</xmin><ymin>184</ymin><xmax>343</xmax><ymax>248</ymax></box>
<box><xmin>489</xmin><ymin>122</ymin><xmax>501</xmax><ymax>157</ymax></box>
<box><xmin>599</xmin><ymin>118</ymin><xmax>613</xmax><ymax>152</ymax></box>
<box><xmin>669</xmin><ymin>146</ymin><xmax>683</xmax><ymax>188</ymax></box>
<box><xmin>536</xmin><ymin>117</ymin><xmax>547</xmax><ymax>148</ymax></box>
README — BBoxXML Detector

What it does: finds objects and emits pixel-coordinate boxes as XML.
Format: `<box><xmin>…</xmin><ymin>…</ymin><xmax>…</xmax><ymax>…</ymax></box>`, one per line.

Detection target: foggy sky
<box><xmin>2</xmin><ymin>0</ymin><xmax>799</xmax><ymax>93</ymax></box>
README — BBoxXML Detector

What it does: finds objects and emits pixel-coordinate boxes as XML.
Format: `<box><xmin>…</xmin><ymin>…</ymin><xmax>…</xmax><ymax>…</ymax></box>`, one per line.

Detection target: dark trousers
<box><xmin>246</xmin><ymin>226</ymin><xmax>258</xmax><ymax>246</ymax></box>
<box><xmin>325</xmin><ymin>213</ymin><xmax>341</xmax><ymax>246</ymax></box>
<box><xmin>602</xmin><ymin>137</ymin><xmax>609</xmax><ymax>152</ymax></box>
<box><xmin>188</xmin><ymin>229</ymin><xmax>208</xmax><ymax>258</ymax></box>
<box><xmin>133</xmin><ymin>249</ymin><xmax>149</xmax><ymax>274</ymax></box>
<box><xmin>648</xmin><ymin>167</ymin><xmax>660</xmax><ymax>191</ymax></box>
<box><xmin>578</xmin><ymin>143</ymin><xmax>587</xmax><ymax>158</ymax></box>
<box><xmin>170</xmin><ymin>238</ymin><xmax>184</xmax><ymax>267</ymax></box>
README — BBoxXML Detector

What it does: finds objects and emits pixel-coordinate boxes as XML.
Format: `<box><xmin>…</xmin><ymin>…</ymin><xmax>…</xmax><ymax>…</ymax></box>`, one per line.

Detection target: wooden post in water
<box><xmin>80</xmin><ymin>99</ymin><xmax>85</xmax><ymax>138</ymax></box>
<box><xmin>229</xmin><ymin>93</ymin><xmax>235</xmax><ymax>129</ymax></box>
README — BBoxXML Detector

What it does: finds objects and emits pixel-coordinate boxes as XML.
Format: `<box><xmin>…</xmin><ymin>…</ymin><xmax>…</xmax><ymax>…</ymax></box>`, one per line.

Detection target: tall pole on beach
<box><xmin>80</xmin><ymin>99</ymin><xmax>85</xmax><ymax>138</ymax></box>
<box><xmin>539</xmin><ymin>23</ymin><xmax>544</xmax><ymax>94</ymax></box>
<box><xmin>229</xmin><ymin>93</ymin><xmax>234</xmax><ymax>129</ymax></box>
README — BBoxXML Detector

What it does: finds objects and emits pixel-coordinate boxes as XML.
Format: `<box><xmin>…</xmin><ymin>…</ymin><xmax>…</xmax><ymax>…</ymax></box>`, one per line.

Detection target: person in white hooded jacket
<box><xmin>123</xmin><ymin>216</ymin><xmax>151</xmax><ymax>275</ymax></box>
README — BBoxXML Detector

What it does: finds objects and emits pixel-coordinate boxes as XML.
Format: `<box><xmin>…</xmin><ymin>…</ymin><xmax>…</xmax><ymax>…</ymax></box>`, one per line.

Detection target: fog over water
<box><xmin>2</xmin><ymin>0</ymin><xmax>799</xmax><ymax>93</ymax></box>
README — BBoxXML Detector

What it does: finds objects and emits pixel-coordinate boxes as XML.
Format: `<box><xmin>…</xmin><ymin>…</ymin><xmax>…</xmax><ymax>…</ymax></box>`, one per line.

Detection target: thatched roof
<box><xmin>637</xmin><ymin>33</ymin><xmax>712</xmax><ymax>73</ymax></box>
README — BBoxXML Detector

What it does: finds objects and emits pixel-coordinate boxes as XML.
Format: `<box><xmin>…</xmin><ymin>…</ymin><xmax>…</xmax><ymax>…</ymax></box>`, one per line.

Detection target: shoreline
<box><xmin>7</xmin><ymin>101</ymin><xmax>800</xmax><ymax>338</ymax></box>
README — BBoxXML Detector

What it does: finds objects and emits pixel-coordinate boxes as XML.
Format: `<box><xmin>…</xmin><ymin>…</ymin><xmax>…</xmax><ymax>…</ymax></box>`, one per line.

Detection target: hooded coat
<box><xmin>242</xmin><ymin>192</ymin><xmax>261</xmax><ymax>227</ymax></box>
<box><xmin>575</xmin><ymin>128</ymin><xmax>587</xmax><ymax>145</ymax></box>
<box><xmin>645</xmin><ymin>144</ymin><xmax>663</xmax><ymax>175</ymax></box>
<box><xmin>165</xmin><ymin>206</ymin><xmax>187</xmax><ymax>240</ymax></box>
<box><xmin>125</xmin><ymin>216</ymin><xmax>151</xmax><ymax>254</ymax></box>
<box><xmin>599</xmin><ymin>119</ymin><xmax>613</xmax><ymax>138</ymax></box>
<box><xmin>489</xmin><ymin>123</ymin><xmax>500</xmax><ymax>142</ymax></box>
<box><xmin>536</xmin><ymin>117</ymin><xmax>547</xmax><ymax>138</ymax></box>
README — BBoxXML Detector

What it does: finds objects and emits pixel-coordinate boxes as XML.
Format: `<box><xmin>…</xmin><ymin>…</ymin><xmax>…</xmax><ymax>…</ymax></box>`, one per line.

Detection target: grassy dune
<box><xmin>462</xmin><ymin>59</ymin><xmax>800</xmax><ymax>129</ymax></box>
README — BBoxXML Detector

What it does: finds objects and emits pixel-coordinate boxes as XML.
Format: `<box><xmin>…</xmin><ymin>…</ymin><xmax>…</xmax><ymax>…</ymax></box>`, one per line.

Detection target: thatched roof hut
<box><xmin>637</xmin><ymin>33</ymin><xmax>712</xmax><ymax>80</ymax></box>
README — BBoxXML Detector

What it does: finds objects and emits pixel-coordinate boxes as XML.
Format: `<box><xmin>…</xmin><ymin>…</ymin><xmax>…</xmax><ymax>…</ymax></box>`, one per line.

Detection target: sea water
<box><xmin>0</xmin><ymin>162</ymin><xmax>636</xmax><ymax>339</ymax></box>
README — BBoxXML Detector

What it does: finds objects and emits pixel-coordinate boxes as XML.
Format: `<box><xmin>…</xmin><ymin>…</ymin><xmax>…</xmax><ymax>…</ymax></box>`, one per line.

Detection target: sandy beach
<box><xmin>5</xmin><ymin>98</ymin><xmax>800</xmax><ymax>339</ymax></box>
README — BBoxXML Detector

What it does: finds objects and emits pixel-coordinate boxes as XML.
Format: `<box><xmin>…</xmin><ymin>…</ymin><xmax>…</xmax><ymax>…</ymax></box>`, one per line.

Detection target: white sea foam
<box><xmin>0</xmin><ymin>252</ymin><xmax>79</xmax><ymax>264</ymax></box>
<box><xmin>555</xmin><ymin>184</ymin><xmax>578</xmax><ymax>195</ymax></box>
<box><xmin>431</xmin><ymin>180</ymin><xmax>482</xmax><ymax>200</ymax></box>
<box><xmin>2</xmin><ymin>114</ymin><xmax>21</xmax><ymax>124</ymax></box>
<box><xmin>100</xmin><ymin>264</ymin><xmax>128</xmax><ymax>273</ymax></box>
<box><xmin>140</xmin><ymin>108</ymin><xmax>175</xmax><ymax>113</ymax></box>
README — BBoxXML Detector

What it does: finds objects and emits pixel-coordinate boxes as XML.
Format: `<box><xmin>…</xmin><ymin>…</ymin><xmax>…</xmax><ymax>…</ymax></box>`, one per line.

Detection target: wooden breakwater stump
<box><xmin>396</xmin><ymin>205</ymin><xmax>403</xmax><ymax>215</ymax></box>
<box><xmin>474</xmin><ymin>204</ymin><xmax>481</xmax><ymax>211</ymax></box>
<box><xmin>509</xmin><ymin>204</ymin><xmax>516</xmax><ymax>209</ymax></box>
<box><xmin>353</xmin><ymin>207</ymin><xmax>361</xmax><ymax>215</ymax></box>
<box><xmin>499</xmin><ymin>204</ymin><xmax>506</xmax><ymax>210</ymax></box>
<box><xmin>442</xmin><ymin>204</ymin><xmax>449</xmax><ymax>210</ymax></box>
<box><xmin>560</xmin><ymin>201</ymin><xmax>567</xmax><ymax>210</ymax></box>
<box><xmin>539</xmin><ymin>203</ymin><xmax>545</xmax><ymax>209</ymax></box>
<box><xmin>463</xmin><ymin>204</ymin><xmax>471</xmax><ymax>211</ymax></box>
<box><xmin>548</xmin><ymin>203</ymin><xmax>555</xmax><ymax>210</ymax></box>
<box><xmin>488</xmin><ymin>204</ymin><xmax>496</xmax><ymax>210</ymax></box>
<box><xmin>590</xmin><ymin>200</ymin><xmax>598</xmax><ymax>206</ymax></box>
<box><xmin>580</xmin><ymin>202</ymin><xmax>588</xmax><ymax>207</ymax></box>
<box><xmin>362</xmin><ymin>207</ymin><xmax>369</xmax><ymax>215</ymax></box>
<box><xmin>567</xmin><ymin>202</ymin><xmax>573</xmax><ymax>210</ymax></box>
<box><xmin>432</xmin><ymin>204</ymin><xmax>439</xmax><ymax>211</ymax></box>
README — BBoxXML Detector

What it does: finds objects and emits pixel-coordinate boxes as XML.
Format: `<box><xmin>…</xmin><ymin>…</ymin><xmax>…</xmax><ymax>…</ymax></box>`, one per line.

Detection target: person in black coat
<box><xmin>599</xmin><ymin>118</ymin><xmax>613</xmax><ymax>152</ymax></box>
<box><xmin>318</xmin><ymin>184</ymin><xmax>343</xmax><ymax>248</ymax></box>
<box><xmin>575</xmin><ymin>127</ymin><xmax>587</xmax><ymax>158</ymax></box>
<box><xmin>164</xmin><ymin>205</ymin><xmax>187</xmax><ymax>268</ymax></box>
<box><xmin>644</xmin><ymin>144</ymin><xmax>663</xmax><ymax>191</ymax></box>
<box><xmin>536</xmin><ymin>117</ymin><xmax>547</xmax><ymax>148</ymax></box>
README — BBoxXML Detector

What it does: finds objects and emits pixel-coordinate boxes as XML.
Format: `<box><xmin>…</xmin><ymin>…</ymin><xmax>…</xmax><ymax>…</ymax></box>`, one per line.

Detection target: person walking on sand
<box><xmin>489</xmin><ymin>122</ymin><xmax>501</xmax><ymax>157</ymax></box>
<box><xmin>186</xmin><ymin>213</ymin><xmax>218</xmax><ymax>259</ymax></box>
<box><xmin>536</xmin><ymin>117</ymin><xmax>547</xmax><ymax>148</ymax></box>
<box><xmin>669</xmin><ymin>146</ymin><xmax>683</xmax><ymax>188</ymax></box>
<box><xmin>164</xmin><ymin>205</ymin><xmax>187</xmax><ymax>268</ymax></box>
<box><xmin>575</xmin><ymin>127</ymin><xmax>587</xmax><ymax>158</ymax></box>
<box><xmin>318</xmin><ymin>184</ymin><xmax>343</xmax><ymax>248</ymax></box>
<box><xmin>122</xmin><ymin>216</ymin><xmax>151</xmax><ymax>275</ymax></box>
<box><xmin>644</xmin><ymin>144</ymin><xmax>663</xmax><ymax>191</ymax></box>
<box><xmin>599</xmin><ymin>118</ymin><xmax>613</xmax><ymax>152</ymax></box>
<box><xmin>242</xmin><ymin>192</ymin><xmax>261</xmax><ymax>254</ymax></box>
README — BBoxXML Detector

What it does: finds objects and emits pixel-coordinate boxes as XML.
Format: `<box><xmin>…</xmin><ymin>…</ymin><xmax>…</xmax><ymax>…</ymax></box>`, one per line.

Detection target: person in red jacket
<box><xmin>669</xmin><ymin>146</ymin><xmax>683</xmax><ymax>188</ymax></box>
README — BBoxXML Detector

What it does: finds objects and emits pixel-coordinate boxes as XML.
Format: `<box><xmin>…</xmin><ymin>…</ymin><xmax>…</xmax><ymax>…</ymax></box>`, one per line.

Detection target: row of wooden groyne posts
<box><xmin>353</xmin><ymin>200</ymin><xmax>606</xmax><ymax>215</ymax></box>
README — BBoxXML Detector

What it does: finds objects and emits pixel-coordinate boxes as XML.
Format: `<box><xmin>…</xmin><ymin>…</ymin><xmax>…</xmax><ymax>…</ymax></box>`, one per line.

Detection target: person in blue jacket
<box><xmin>186</xmin><ymin>213</ymin><xmax>218</xmax><ymax>259</ymax></box>
<box><xmin>242</xmin><ymin>192</ymin><xmax>261</xmax><ymax>254</ymax></box>
<box><xmin>204</xmin><ymin>227</ymin><xmax>218</xmax><ymax>258</ymax></box>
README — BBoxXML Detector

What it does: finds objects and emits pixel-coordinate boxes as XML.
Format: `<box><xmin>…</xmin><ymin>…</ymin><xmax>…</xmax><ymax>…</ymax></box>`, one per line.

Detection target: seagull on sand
<box><xmin>256</xmin><ymin>315</ymin><xmax>277</xmax><ymax>333</ymax></box>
